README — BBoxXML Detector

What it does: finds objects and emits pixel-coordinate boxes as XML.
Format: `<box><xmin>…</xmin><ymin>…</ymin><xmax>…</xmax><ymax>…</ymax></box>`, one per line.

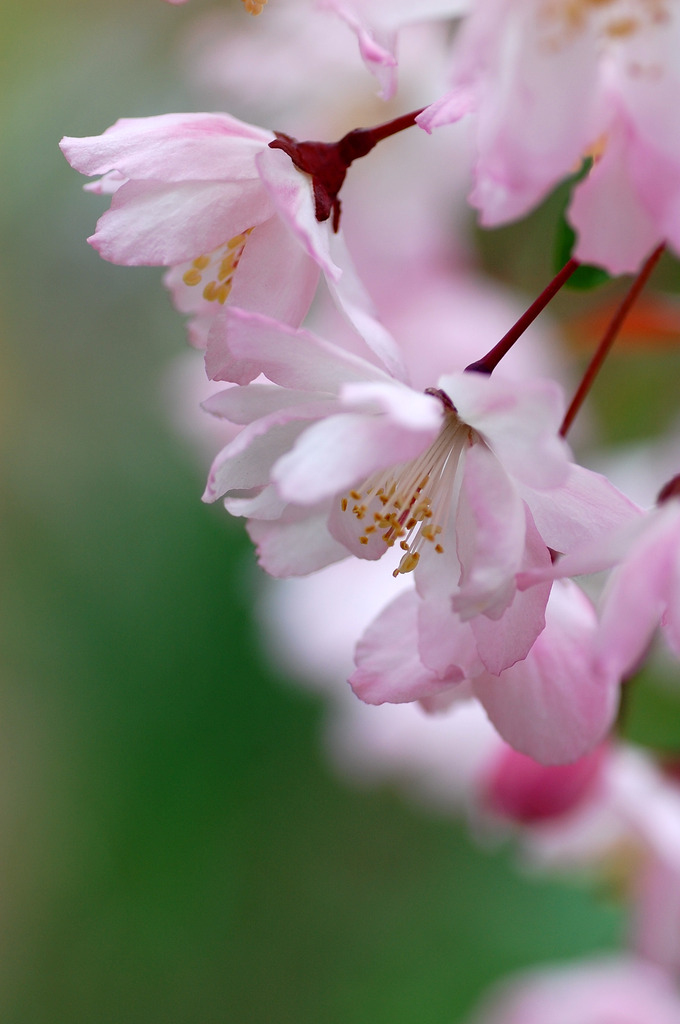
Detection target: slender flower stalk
<box><xmin>465</xmin><ymin>259</ymin><xmax>580</xmax><ymax>375</ymax></box>
<box><xmin>560</xmin><ymin>245</ymin><xmax>666</xmax><ymax>438</ymax></box>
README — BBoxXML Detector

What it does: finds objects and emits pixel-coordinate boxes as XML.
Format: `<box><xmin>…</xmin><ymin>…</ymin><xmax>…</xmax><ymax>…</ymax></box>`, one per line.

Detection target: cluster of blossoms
<box><xmin>62</xmin><ymin>0</ymin><xmax>680</xmax><ymax>1018</ymax></box>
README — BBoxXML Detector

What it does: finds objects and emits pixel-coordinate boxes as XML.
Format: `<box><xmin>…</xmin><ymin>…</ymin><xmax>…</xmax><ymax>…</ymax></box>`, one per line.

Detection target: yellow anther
<box><xmin>341</xmin><ymin>498</ymin><xmax>348</xmax><ymax>511</ymax></box>
<box><xmin>218</xmin><ymin>255</ymin><xmax>237</xmax><ymax>280</ymax></box>
<box><xmin>393</xmin><ymin>551</ymin><xmax>420</xmax><ymax>577</ymax></box>
<box><xmin>350</xmin><ymin>490</ymin><xmax>362</xmax><ymax>501</ymax></box>
<box><xmin>435</xmin><ymin>544</ymin><xmax>444</xmax><ymax>554</ymax></box>
<box><xmin>227</xmin><ymin>233</ymin><xmax>247</xmax><ymax>249</ymax></box>
<box><xmin>182</xmin><ymin>268</ymin><xmax>203</xmax><ymax>287</ymax></box>
<box><xmin>400</xmin><ymin>541</ymin><xmax>409</xmax><ymax>551</ymax></box>
<box><xmin>359</xmin><ymin>536</ymin><xmax>368</xmax><ymax>545</ymax></box>
<box><xmin>192</xmin><ymin>255</ymin><xmax>211</xmax><ymax>270</ymax></box>
<box><xmin>203</xmin><ymin>281</ymin><xmax>219</xmax><ymax>302</ymax></box>
<box><xmin>216</xmin><ymin>282</ymin><xmax>232</xmax><ymax>304</ymax></box>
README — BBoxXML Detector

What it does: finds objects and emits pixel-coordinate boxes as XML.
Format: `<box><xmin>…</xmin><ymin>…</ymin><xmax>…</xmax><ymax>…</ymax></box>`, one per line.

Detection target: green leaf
<box><xmin>553</xmin><ymin>160</ymin><xmax>612</xmax><ymax>290</ymax></box>
<box><xmin>619</xmin><ymin>660</ymin><xmax>680</xmax><ymax>753</ymax></box>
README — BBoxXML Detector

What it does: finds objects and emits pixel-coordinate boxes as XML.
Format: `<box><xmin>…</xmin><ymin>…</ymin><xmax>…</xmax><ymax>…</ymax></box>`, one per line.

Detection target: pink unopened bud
<box><xmin>482</xmin><ymin>743</ymin><xmax>608</xmax><ymax>824</ymax></box>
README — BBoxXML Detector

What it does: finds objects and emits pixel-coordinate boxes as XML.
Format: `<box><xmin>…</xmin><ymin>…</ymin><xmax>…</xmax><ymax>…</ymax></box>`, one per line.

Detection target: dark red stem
<box><xmin>560</xmin><ymin>244</ymin><xmax>665</xmax><ymax>438</ymax></box>
<box><xmin>466</xmin><ymin>259</ymin><xmax>581</xmax><ymax>375</ymax></box>
<box><xmin>337</xmin><ymin>108</ymin><xmax>426</xmax><ymax>162</ymax></box>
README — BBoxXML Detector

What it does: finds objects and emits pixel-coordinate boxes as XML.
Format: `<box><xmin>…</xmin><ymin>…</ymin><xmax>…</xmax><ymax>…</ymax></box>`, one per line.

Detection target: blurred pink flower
<box><xmin>481</xmin><ymin>741</ymin><xmax>609</xmax><ymax>824</ymax></box>
<box><xmin>520</xmin><ymin>742</ymin><xmax>680</xmax><ymax>973</ymax></box>
<box><xmin>465</xmin><ymin>956</ymin><xmax>680</xmax><ymax>1024</ymax></box>
<box><xmin>316</xmin><ymin>0</ymin><xmax>468</xmax><ymax>99</ymax></box>
<box><xmin>420</xmin><ymin>0</ymin><xmax>680</xmax><ymax>273</ymax></box>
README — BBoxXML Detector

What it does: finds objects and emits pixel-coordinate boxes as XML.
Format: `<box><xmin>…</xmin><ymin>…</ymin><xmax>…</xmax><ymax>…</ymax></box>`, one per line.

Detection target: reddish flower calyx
<box><xmin>269</xmin><ymin>132</ymin><xmax>357</xmax><ymax>232</ymax></box>
<box><xmin>657</xmin><ymin>473</ymin><xmax>680</xmax><ymax>504</ymax></box>
<box><xmin>269</xmin><ymin>108</ymin><xmax>425</xmax><ymax>231</ymax></box>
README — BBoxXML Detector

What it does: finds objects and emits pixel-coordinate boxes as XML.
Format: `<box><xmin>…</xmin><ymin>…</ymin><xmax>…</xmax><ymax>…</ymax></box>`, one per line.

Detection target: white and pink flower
<box><xmin>201</xmin><ymin>305</ymin><xmax>639</xmax><ymax>688</ymax></box>
<box><xmin>60</xmin><ymin>113</ymin><xmax>324</xmax><ymax>331</ymax></box>
<box><xmin>60</xmin><ymin>112</ymin><xmax>401</xmax><ymax>372</ymax></box>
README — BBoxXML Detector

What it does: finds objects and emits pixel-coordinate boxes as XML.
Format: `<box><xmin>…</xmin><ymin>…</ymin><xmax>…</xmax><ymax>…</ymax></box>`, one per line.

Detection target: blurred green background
<box><xmin>0</xmin><ymin>1</ymin><xmax>631</xmax><ymax>1021</ymax></box>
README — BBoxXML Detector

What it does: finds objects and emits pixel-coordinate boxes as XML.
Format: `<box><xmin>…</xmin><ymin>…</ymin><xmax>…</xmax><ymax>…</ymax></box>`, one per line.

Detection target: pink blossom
<box><xmin>60</xmin><ymin>112</ymin><xmax>400</xmax><ymax>368</ymax></box>
<box><xmin>203</xmin><ymin>305</ymin><xmax>572</xmax><ymax>586</ymax></box>
<box><xmin>60</xmin><ymin>113</ymin><xmax>325</xmax><ymax>326</ymax></box>
<box><xmin>419</xmin><ymin>0</ymin><xmax>680</xmax><ymax>273</ymax></box>
<box><xmin>465</xmin><ymin>956</ymin><xmax>680</xmax><ymax>1024</ymax></box>
<box><xmin>202</xmin><ymin>306</ymin><xmax>638</xmax><ymax>681</ymax></box>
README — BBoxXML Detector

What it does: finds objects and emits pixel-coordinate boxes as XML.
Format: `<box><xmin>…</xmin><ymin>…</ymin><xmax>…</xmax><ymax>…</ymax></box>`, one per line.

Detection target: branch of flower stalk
<box><xmin>269</xmin><ymin>107</ymin><xmax>425</xmax><ymax>231</ymax></box>
<box><xmin>560</xmin><ymin>244</ymin><xmax>666</xmax><ymax>438</ymax></box>
<box><xmin>465</xmin><ymin>259</ymin><xmax>580</xmax><ymax>375</ymax></box>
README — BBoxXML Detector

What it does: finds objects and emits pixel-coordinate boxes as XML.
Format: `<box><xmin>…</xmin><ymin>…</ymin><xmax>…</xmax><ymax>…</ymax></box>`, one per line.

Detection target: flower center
<box><xmin>540</xmin><ymin>0</ymin><xmax>669</xmax><ymax>48</ymax></box>
<box><xmin>339</xmin><ymin>409</ymin><xmax>473</xmax><ymax>577</ymax></box>
<box><xmin>181</xmin><ymin>228</ymin><xmax>254</xmax><ymax>305</ymax></box>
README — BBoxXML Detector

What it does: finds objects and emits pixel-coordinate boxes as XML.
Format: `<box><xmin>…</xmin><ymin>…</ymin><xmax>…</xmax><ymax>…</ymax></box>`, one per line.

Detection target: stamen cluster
<box><xmin>341</xmin><ymin>412</ymin><xmax>468</xmax><ymax>576</ymax></box>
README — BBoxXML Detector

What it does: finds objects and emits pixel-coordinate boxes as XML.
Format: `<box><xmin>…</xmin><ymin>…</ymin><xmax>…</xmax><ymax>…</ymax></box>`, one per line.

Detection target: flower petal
<box><xmin>473</xmin><ymin>581</ymin><xmax>619</xmax><ymax>765</ymax></box>
<box><xmin>351</xmin><ymin>590</ymin><xmax>464</xmax><ymax>704</ymax></box>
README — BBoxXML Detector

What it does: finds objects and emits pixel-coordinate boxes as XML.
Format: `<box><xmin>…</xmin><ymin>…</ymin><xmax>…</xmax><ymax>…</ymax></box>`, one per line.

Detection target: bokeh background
<box><xmin>5</xmin><ymin>0</ymin><xmax>680</xmax><ymax>1021</ymax></box>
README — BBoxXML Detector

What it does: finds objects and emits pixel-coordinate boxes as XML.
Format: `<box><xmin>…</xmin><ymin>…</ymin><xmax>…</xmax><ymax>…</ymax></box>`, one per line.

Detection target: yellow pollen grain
<box><xmin>606</xmin><ymin>16</ymin><xmax>638</xmax><ymax>36</ymax></box>
<box><xmin>182</xmin><ymin>268</ymin><xmax>203</xmax><ymax>287</ymax></box>
<box><xmin>218</xmin><ymin>255</ymin><xmax>237</xmax><ymax>280</ymax></box>
<box><xmin>435</xmin><ymin>544</ymin><xmax>444</xmax><ymax>554</ymax></box>
<box><xmin>216</xmin><ymin>282</ymin><xmax>232</xmax><ymax>304</ymax></box>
